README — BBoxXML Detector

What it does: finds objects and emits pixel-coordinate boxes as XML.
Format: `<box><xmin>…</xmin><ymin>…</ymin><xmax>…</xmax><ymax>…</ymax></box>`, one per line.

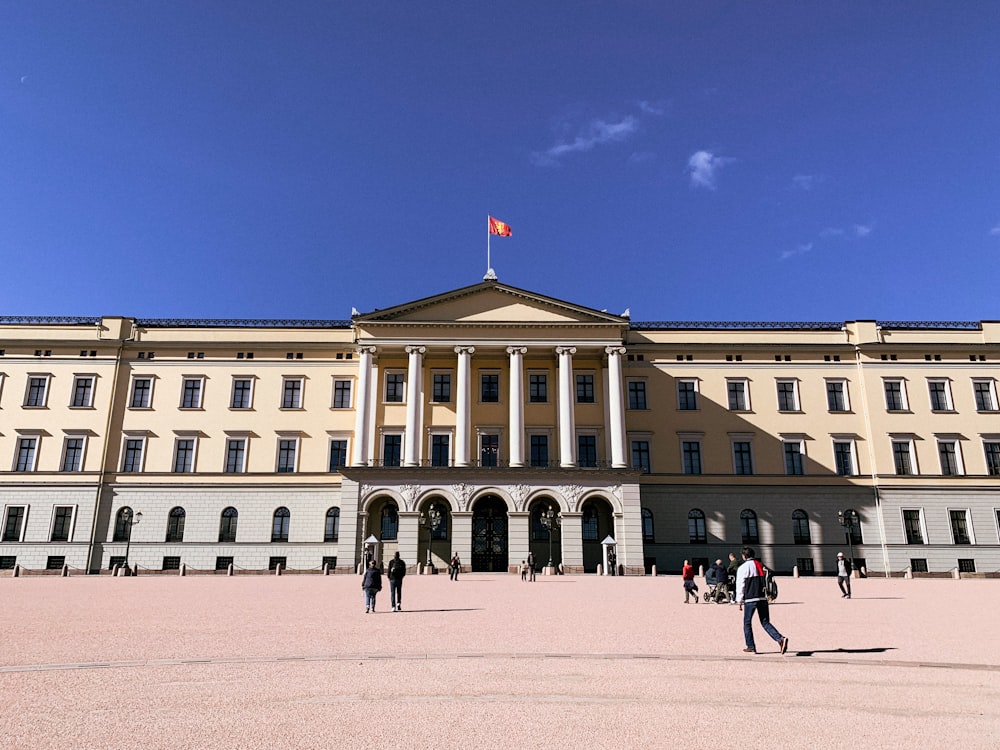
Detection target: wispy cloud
<box><xmin>780</xmin><ymin>242</ymin><xmax>814</xmax><ymax>261</ymax></box>
<box><xmin>531</xmin><ymin>116</ymin><xmax>638</xmax><ymax>166</ymax></box>
<box><xmin>853</xmin><ymin>223</ymin><xmax>872</xmax><ymax>237</ymax></box>
<box><xmin>791</xmin><ymin>174</ymin><xmax>824</xmax><ymax>191</ymax></box>
<box><xmin>821</xmin><ymin>223</ymin><xmax>873</xmax><ymax>238</ymax></box>
<box><xmin>687</xmin><ymin>150</ymin><xmax>733</xmax><ymax>190</ymax></box>
<box><xmin>634</xmin><ymin>99</ymin><xmax>669</xmax><ymax>116</ymax></box>
<box><xmin>989</xmin><ymin>224</ymin><xmax>1000</xmax><ymax>236</ymax></box>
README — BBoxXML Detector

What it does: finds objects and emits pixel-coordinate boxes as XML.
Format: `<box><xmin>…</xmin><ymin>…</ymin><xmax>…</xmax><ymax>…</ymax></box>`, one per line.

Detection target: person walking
<box><xmin>520</xmin><ymin>560</ymin><xmax>528</xmax><ymax>581</ymax></box>
<box><xmin>387</xmin><ymin>551</ymin><xmax>406</xmax><ymax>612</ymax></box>
<box><xmin>727</xmin><ymin>552</ymin><xmax>740</xmax><ymax>603</ymax></box>
<box><xmin>735</xmin><ymin>546</ymin><xmax>788</xmax><ymax>655</ymax></box>
<box><xmin>449</xmin><ymin>554</ymin><xmax>461</xmax><ymax>581</ymax></box>
<box><xmin>836</xmin><ymin>552</ymin><xmax>853</xmax><ymax>599</ymax></box>
<box><xmin>682</xmin><ymin>559</ymin><xmax>699</xmax><ymax>603</ymax></box>
<box><xmin>361</xmin><ymin>560</ymin><xmax>382</xmax><ymax>613</ymax></box>
<box><xmin>527</xmin><ymin>551</ymin><xmax>537</xmax><ymax>582</ymax></box>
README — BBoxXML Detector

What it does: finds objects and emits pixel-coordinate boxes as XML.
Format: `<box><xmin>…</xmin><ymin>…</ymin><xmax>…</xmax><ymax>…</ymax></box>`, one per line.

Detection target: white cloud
<box><xmin>780</xmin><ymin>242</ymin><xmax>814</xmax><ymax>261</ymax></box>
<box><xmin>531</xmin><ymin>116</ymin><xmax>638</xmax><ymax>166</ymax></box>
<box><xmin>635</xmin><ymin>99</ymin><xmax>669</xmax><ymax>116</ymax></box>
<box><xmin>990</xmin><ymin>224</ymin><xmax>1000</xmax><ymax>236</ymax></box>
<box><xmin>791</xmin><ymin>174</ymin><xmax>824</xmax><ymax>191</ymax></box>
<box><xmin>853</xmin><ymin>224</ymin><xmax>873</xmax><ymax>237</ymax></box>
<box><xmin>687</xmin><ymin>150</ymin><xmax>733</xmax><ymax>190</ymax></box>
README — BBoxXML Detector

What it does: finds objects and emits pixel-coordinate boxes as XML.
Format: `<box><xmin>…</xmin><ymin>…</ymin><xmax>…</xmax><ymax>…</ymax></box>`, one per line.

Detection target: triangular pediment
<box><xmin>354</xmin><ymin>282</ymin><xmax>627</xmax><ymax>327</ymax></box>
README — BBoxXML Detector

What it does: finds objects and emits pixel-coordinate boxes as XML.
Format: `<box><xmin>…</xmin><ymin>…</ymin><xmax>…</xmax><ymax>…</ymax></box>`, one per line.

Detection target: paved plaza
<box><xmin>2</xmin><ymin>571</ymin><xmax>999</xmax><ymax>749</ymax></box>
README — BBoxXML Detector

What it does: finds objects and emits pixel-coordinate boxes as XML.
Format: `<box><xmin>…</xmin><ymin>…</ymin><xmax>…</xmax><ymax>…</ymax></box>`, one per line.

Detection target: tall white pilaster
<box><xmin>556</xmin><ymin>346</ymin><xmax>577</xmax><ymax>467</ymax></box>
<box><xmin>454</xmin><ymin>346</ymin><xmax>475</xmax><ymax>467</ymax></box>
<box><xmin>507</xmin><ymin>346</ymin><xmax>527</xmax><ymax>467</ymax></box>
<box><xmin>605</xmin><ymin>346</ymin><xmax>628</xmax><ymax>468</ymax></box>
<box><xmin>404</xmin><ymin>345</ymin><xmax>425</xmax><ymax>467</ymax></box>
<box><xmin>351</xmin><ymin>346</ymin><xmax>376</xmax><ymax>466</ymax></box>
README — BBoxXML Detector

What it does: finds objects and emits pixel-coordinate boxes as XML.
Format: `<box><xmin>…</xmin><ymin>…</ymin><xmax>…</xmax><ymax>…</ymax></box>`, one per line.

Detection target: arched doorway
<box><xmin>418</xmin><ymin>497</ymin><xmax>451</xmax><ymax>570</ymax></box>
<box><xmin>471</xmin><ymin>495</ymin><xmax>508</xmax><ymax>572</ymax></box>
<box><xmin>581</xmin><ymin>496</ymin><xmax>615</xmax><ymax>573</ymax></box>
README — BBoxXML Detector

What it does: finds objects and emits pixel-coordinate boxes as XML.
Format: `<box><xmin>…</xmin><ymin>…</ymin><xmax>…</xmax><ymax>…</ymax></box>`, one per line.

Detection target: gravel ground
<box><xmin>1</xmin><ymin>573</ymin><xmax>998</xmax><ymax>749</ymax></box>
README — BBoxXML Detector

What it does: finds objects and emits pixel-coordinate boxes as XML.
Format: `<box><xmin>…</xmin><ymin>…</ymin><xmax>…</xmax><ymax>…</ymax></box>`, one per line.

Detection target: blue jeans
<box><xmin>364</xmin><ymin>589</ymin><xmax>378</xmax><ymax>610</ymax></box>
<box><xmin>389</xmin><ymin>579</ymin><xmax>403</xmax><ymax>608</ymax></box>
<box><xmin>743</xmin><ymin>600</ymin><xmax>782</xmax><ymax>650</ymax></box>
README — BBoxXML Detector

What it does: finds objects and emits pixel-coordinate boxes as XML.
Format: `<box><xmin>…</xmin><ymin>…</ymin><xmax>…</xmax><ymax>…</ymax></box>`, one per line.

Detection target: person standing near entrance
<box><xmin>520</xmin><ymin>560</ymin><xmax>528</xmax><ymax>581</ymax></box>
<box><xmin>735</xmin><ymin>546</ymin><xmax>788</xmax><ymax>655</ymax></box>
<box><xmin>361</xmin><ymin>560</ymin><xmax>382</xmax><ymax>613</ymax></box>
<box><xmin>387</xmin><ymin>552</ymin><xmax>406</xmax><ymax>612</ymax></box>
<box><xmin>836</xmin><ymin>552</ymin><xmax>853</xmax><ymax>599</ymax></box>
<box><xmin>682</xmin><ymin>559</ymin><xmax>699</xmax><ymax>603</ymax></box>
<box><xmin>527</xmin><ymin>551</ymin><xmax>536</xmax><ymax>581</ymax></box>
<box><xmin>449</xmin><ymin>554</ymin><xmax>461</xmax><ymax>581</ymax></box>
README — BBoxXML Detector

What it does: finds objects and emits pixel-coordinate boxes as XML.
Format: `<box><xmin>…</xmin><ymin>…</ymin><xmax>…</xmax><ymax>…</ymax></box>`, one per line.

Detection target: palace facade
<box><xmin>2</xmin><ymin>281</ymin><xmax>999</xmax><ymax>576</ymax></box>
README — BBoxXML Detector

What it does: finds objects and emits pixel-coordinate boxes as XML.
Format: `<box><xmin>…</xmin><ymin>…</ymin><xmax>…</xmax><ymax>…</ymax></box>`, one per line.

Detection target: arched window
<box><xmin>740</xmin><ymin>509</ymin><xmax>759</xmax><ymax>544</ymax></box>
<box><xmin>166</xmin><ymin>506</ymin><xmax>186</xmax><ymax>543</ymax></box>
<box><xmin>792</xmin><ymin>509</ymin><xmax>810</xmax><ymax>544</ymax></box>
<box><xmin>380</xmin><ymin>504</ymin><xmax>398</xmax><ymax>540</ymax></box>
<box><xmin>272</xmin><ymin>507</ymin><xmax>290</xmax><ymax>542</ymax></box>
<box><xmin>428</xmin><ymin>501</ymin><xmax>449</xmax><ymax>540</ymax></box>
<box><xmin>113</xmin><ymin>507</ymin><xmax>134</xmax><ymax>542</ymax></box>
<box><xmin>688</xmin><ymin>508</ymin><xmax>707</xmax><ymax>544</ymax></box>
<box><xmin>219</xmin><ymin>507</ymin><xmax>238</xmax><ymax>543</ymax></box>
<box><xmin>581</xmin><ymin>504</ymin><xmax>598</xmax><ymax>541</ymax></box>
<box><xmin>324</xmin><ymin>507</ymin><xmax>340</xmax><ymax>542</ymax></box>
<box><xmin>642</xmin><ymin>508</ymin><xmax>654</xmax><ymax>541</ymax></box>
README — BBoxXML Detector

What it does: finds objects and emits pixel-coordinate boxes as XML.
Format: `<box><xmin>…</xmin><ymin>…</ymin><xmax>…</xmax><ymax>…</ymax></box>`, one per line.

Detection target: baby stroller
<box><xmin>703</xmin><ymin>569</ymin><xmax>731</xmax><ymax>604</ymax></box>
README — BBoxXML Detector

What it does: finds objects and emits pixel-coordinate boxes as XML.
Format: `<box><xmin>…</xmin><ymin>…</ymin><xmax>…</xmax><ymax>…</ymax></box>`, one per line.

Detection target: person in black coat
<box><xmin>836</xmin><ymin>552</ymin><xmax>853</xmax><ymax>599</ymax></box>
<box><xmin>362</xmin><ymin>560</ymin><xmax>382</xmax><ymax>613</ymax></box>
<box><xmin>387</xmin><ymin>552</ymin><xmax>407</xmax><ymax>612</ymax></box>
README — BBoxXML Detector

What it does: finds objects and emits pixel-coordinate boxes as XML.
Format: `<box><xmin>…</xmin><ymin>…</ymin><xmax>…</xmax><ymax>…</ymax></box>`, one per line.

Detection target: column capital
<box><xmin>555</xmin><ymin>346</ymin><xmax>577</xmax><ymax>356</ymax></box>
<box><xmin>605</xmin><ymin>346</ymin><xmax>627</xmax><ymax>357</ymax></box>
<box><xmin>357</xmin><ymin>345</ymin><xmax>377</xmax><ymax>356</ymax></box>
<box><xmin>405</xmin><ymin>345</ymin><xmax>426</xmax><ymax>356</ymax></box>
<box><xmin>506</xmin><ymin>346</ymin><xmax>527</xmax><ymax>356</ymax></box>
<box><xmin>454</xmin><ymin>345</ymin><xmax>476</xmax><ymax>356</ymax></box>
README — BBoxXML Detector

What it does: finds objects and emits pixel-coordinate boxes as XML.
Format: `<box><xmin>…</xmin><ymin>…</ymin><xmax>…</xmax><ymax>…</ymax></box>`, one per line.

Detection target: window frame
<box><xmin>382</xmin><ymin>432</ymin><xmax>403</xmax><ymax>467</ymax></box>
<box><xmin>883</xmin><ymin>378</ymin><xmax>909</xmax><ymax>412</ymax></box>
<box><xmin>276</xmin><ymin>436</ymin><xmax>300</xmax><ymax>473</ymax></box>
<box><xmin>332</xmin><ymin>378</ymin><xmax>353</xmax><ymax>409</ymax></box>
<box><xmin>224</xmin><ymin>436</ymin><xmax>248</xmax><ymax>473</ymax></box>
<box><xmin>70</xmin><ymin>374</ymin><xmax>96</xmax><ymax>408</ymax></box>
<box><xmin>529</xmin><ymin>433</ymin><xmax>549</xmax><ymax>467</ymax></box>
<box><xmin>688</xmin><ymin>508</ymin><xmax>707</xmax><ymax>544</ymax></box>
<box><xmin>891</xmin><ymin>438</ymin><xmax>917</xmax><ymax>476</ymax></box>
<box><xmin>384</xmin><ymin>371</ymin><xmax>405</xmax><ymax>403</ymax></box>
<box><xmin>948</xmin><ymin>508</ymin><xmax>974</xmax><ymax>545</ymax></box>
<box><xmin>14</xmin><ymin>436</ymin><xmax>39</xmax><ymax>472</ymax></box>
<box><xmin>50</xmin><ymin>505</ymin><xmax>77</xmax><ymax>543</ymax></box>
<box><xmin>577</xmin><ymin>433</ymin><xmax>598</xmax><ymax>468</ymax></box>
<box><xmin>430</xmin><ymin>372</ymin><xmax>451</xmax><ymax>404</ymax></box>
<box><xmin>575</xmin><ymin>372</ymin><xmax>596</xmax><ymax>404</ymax></box>
<box><xmin>2</xmin><ymin>504</ymin><xmax>28</xmax><ymax>543</ymax></box>
<box><xmin>901</xmin><ymin>508</ymin><xmax>926</xmax><ymax>545</ymax></box>
<box><xmin>120</xmin><ymin>434</ymin><xmax>147</xmax><ymax>473</ymax></box>
<box><xmin>627</xmin><ymin>378</ymin><xmax>647</xmax><ymax>410</ymax></box>
<box><xmin>825</xmin><ymin>378</ymin><xmax>850</xmax><ymax>412</ymax></box>
<box><xmin>631</xmin><ymin>439</ymin><xmax>651</xmax><ymax>474</ymax></box>
<box><xmin>680</xmin><ymin>437</ymin><xmax>703</xmax><ymax>475</ymax></box>
<box><xmin>429</xmin><ymin>431</ymin><xmax>452</xmax><ymax>467</ymax></box>
<box><xmin>792</xmin><ymin>509</ymin><xmax>811</xmax><ymax>545</ymax></box>
<box><xmin>775</xmin><ymin>379</ymin><xmax>801</xmax><ymax>412</ymax></box>
<box><xmin>230</xmin><ymin>377</ymin><xmax>255</xmax><ymax>409</ymax></box>
<box><xmin>166</xmin><ymin>506</ymin><xmax>186</xmax><ymax>543</ymax></box>
<box><xmin>727</xmin><ymin>378</ymin><xmax>750</xmax><ymax>411</ymax></box>
<box><xmin>927</xmin><ymin>378</ymin><xmax>954</xmax><ymax>412</ymax></box>
<box><xmin>129</xmin><ymin>376</ymin><xmax>155</xmax><ymax>409</ymax></box>
<box><xmin>280</xmin><ymin>376</ymin><xmax>304</xmax><ymax>410</ymax></box>
<box><xmin>271</xmin><ymin>507</ymin><xmax>291</xmax><ymax>543</ymax></box>
<box><xmin>937</xmin><ymin>438</ymin><xmax>964</xmax><ymax>476</ymax></box>
<box><xmin>172</xmin><ymin>436</ymin><xmax>198</xmax><ymax>473</ymax></box>
<box><xmin>833</xmin><ymin>439</ymin><xmax>858</xmax><ymax>476</ymax></box>
<box><xmin>480</xmin><ymin>371</ymin><xmax>500</xmax><ymax>403</ymax></box>
<box><xmin>732</xmin><ymin>439</ymin><xmax>754</xmax><ymax>475</ymax></box>
<box><xmin>328</xmin><ymin>436</ymin><xmax>349</xmax><ymax>472</ymax></box>
<box><xmin>479</xmin><ymin>432</ymin><xmax>500</xmax><ymax>467</ymax></box>
<box><xmin>973</xmin><ymin>379</ymin><xmax>998</xmax><ymax>412</ymax></box>
<box><xmin>61</xmin><ymin>434</ymin><xmax>88</xmax><ymax>472</ymax></box>
<box><xmin>219</xmin><ymin>507</ymin><xmax>239</xmax><ymax>543</ymax></box>
<box><xmin>783</xmin><ymin>439</ymin><xmax>805</xmax><ymax>476</ymax></box>
<box><xmin>985</xmin><ymin>441</ymin><xmax>1000</xmax><ymax>476</ymax></box>
<box><xmin>324</xmin><ymin>507</ymin><xmax>340</xmax><ymax>542</ymax></box>
<box><xmin>676</xmin><ymin>379</ymin><xmax>699</xmax><ymax>410</ymax></box>
<box><xmin>529</xmin><ymin>372</ymin><xmax>549</xmax><ymax>404</ymax></box>
<box><xmin>23</xmin><ymin>374</ymin><xmax>51</xmax><ymax>408</ymax></box>
<box><xmin>740</xmin><ymin>509</ymin><xmax>759</xmax><ymax>544</ymax></box>
<box><xmin>179</xmin><ymin>376</ymin><xmax>205</xmax><ymax>410</ymax></box>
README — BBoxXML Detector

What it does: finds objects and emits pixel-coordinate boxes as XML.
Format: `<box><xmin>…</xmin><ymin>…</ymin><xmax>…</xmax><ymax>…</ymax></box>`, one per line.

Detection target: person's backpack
<box><xmin>765</xmin><ymin>569</ymin><xmax>778</xmax><ymax>602</ymax></box>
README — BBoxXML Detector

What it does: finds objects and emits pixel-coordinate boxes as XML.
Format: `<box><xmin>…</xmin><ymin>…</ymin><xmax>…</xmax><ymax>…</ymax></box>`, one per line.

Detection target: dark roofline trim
<box><xmin>631</xmin><ymin>321</ymin><xmax>984</xmax><ymax>331</ymax></box>
<box><xmin>135</xmin><ymin>319</ymin><xmax>353</xmax><ymax>329</ymax></box>
<box><xmin>0</xmin><ymin>316</ymin><xmax>101</xmax><ymax>325</ymax></box>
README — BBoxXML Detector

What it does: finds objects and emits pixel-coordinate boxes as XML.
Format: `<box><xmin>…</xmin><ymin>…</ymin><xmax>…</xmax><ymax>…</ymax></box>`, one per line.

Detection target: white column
<box><xmin>404</xmin><ymin>345</ymin><xmax>425</xmax><ymax>467</ymax></box>
<box><xmin>605</xmin><ymin>346</ymin><xmax>628</xmax><ymax>468</ymax></box>
<box><xmin>351</xmin><ymin>346</ymin><xmax>376</xmax><ymax>466</ymax></box>
<box><xmin>507</xmin><ymin>346</ymin><xmax>527</xmax><ymax>467</ymax></box>
<box><xmin>556</xmin><ymin>346</ymin><xmax>577</xmax><ymax>467</ymax></box>
<box><xmin>454</xmin><ymin>346</ymin><xmax>475</xmax><ymax>467</ymax></box>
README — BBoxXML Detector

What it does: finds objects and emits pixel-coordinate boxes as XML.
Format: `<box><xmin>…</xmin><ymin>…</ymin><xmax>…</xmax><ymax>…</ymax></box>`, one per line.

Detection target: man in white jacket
<box><xmin>735</xmin><ymin>546</ymin><xmax>788</xmax><ymax>655</ymax></box>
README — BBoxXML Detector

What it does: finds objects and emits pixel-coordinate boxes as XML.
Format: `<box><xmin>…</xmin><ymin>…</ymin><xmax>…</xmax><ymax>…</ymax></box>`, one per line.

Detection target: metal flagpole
<box><xmin>487</xmin><ymin>215</ymin><xmax>491</xmax><ymax>275</ymax></box>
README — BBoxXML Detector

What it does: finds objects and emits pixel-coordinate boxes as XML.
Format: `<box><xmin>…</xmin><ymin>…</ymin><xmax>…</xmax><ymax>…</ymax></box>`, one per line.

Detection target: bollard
<box><xmin>113</xmin><ymin>564</ymin><xmax>121</xmax><ymax>577</ymax></box>
<box><xmin>13</xmin><ymin>564</ymin><xmax>20</xmax><ymax>578</ymax></box>
<box><xmin>275</xmin><ymin>562</ymin><xmax>282</xmax><ymax>576</ymax></box>
<box><xmin>357</xmin><ymin>562</ymin><xmax>364</xmax><ymax>575</ymax></box>
<box><xmin>698</xmin><ymin>564</ymin><xmax>705</xmax><ymax>577</ymax></box>
<box><xmin>651</xmin><ymin>564</ymin><xmax>658</xmax><ymax>577</ymax></box>
<box><xmin>597</xmin><ymin>564</ymin><xmax>603</xmax><ymax>576</ymax></box>
<box><xmin>61</xmin><ymin>564</ymin><xmax>69</xmax><ymax>577</ymax></box>
<box><xmin>952</xmin><ymin>568</ymin><xmax>961</xmax><ymax>580</ymax></box>
<box><xmin>131</xmin><ymin>563</ymin><xmax>137</xmax><ymax>577</ymax></box>
<box><xmin>227</xmin><ymin>563</ymin><xmax>234</xmax><ymax>576</ymax></box>
<box><xmin>792</xmin><ymin>565</ymin><xmax>799</xmax><ymax>578</ymax></box>
<box><xmin>180</xmin><ymin>563</ymin><xmax>186</xmax><ymax>577</ymax></box>
<box><xmin>904</xmin><ymin>567</ymin><xmax>912</xmax><ymax>579</ymax></box>
<box><xmin>323</xmin><ymin>562</ymin><xmax>329</xmax><ymax>576</ymax></box>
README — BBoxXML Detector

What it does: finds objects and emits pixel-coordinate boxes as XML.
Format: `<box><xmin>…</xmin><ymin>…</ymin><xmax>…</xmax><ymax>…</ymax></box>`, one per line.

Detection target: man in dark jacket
<box><xmin>836</xmin><ymin>552</ymin><xmax>853</xmax><ymax>599</ymax></box>
<box><xmin>735</xmin><ymin>546</ymin><xmax>788</xmax><ymax>655</ymax></box>
<box><xmin>361</xmin><ymin>560</ymin><xmax>382</xmax><ymax>613</ymax></box>
<box><xmin>387</xmin><ymin>552</ymin><xmax>407</xmax><ymax>612</ymax></box>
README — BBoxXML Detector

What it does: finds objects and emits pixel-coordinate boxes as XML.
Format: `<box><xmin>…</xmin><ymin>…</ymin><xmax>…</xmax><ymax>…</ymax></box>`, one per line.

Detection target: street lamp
<box><xmin>540</xmin><ymin>504</ymin><xmax>561</xmax><ymax>569</ymax></box>
<box><xmin>420</xmin><ymin>506</ymin><xmax>442</xmax><ymax>570</ymax></box>
<box><xmin>837</xmin><ymin>509</ymin><xmax>858</xmax><ymax>567</ymax></box>
<box><xmin>122</xmin><ymin>508</ymin><xmax>142</xmax><ymax>575</ymax></box>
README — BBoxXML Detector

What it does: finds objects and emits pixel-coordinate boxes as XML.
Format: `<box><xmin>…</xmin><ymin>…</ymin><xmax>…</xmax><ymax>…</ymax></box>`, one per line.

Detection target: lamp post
<box><xmin>837</xmin><ymin>509</ymin><xmax>858</xmax><ymax>568</ymax></box>
<box><xmin>122</xmin><ymin>508</ymin><xmax>142</xmax><ymax>575</ymax></box>
<box><xmin>420</xmin><ymin>506</ymin><xmax>442</xmax><ymax>571</ymax></box>
<box><xmin>540</xmin><ymin>504</ymin><xmax>561</xmax><ymax>569</ymax></box>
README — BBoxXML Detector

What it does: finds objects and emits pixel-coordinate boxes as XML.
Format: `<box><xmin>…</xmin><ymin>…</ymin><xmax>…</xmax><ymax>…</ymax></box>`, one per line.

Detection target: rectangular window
<box><xmin>529</xmin><ymin>435</ymin><xmax>549</xmax><ymax>467</ymax></box>
<box><xmin>884</xmin><ymin>379</ymin><xmax>907</xmax><ymax>411</ymax></box>
<box><xmin>973</xmin><ymin>380</ymin><xmax>998</xmax><ymax>412</ymax></box>
<box><xmin>727</xmin><ymin>380</ymin><xmax>748</xmax><ymax>411</ymax></box>
<box><xmin>529</xmin><ymin>374</ymin><xmax>548</xmax><ymax>403</ymax></box>
<box><xmin>776</xmin><ymin>380</ymin><xmax>799</xmax><ymax>411</ymax></box>
<box><xmin>46</xmin><ymin>556</ymin><xmax>66</xmax><ymax>571</ymax></box>
<box><xmin>0</xmin><ymin>556</ymin><xmax>18</xmax><ymax>570</ymax></box>
<box><xmin>15</xmin><ymin>438</ymin><xmax>37</xmax><ymax>472</ymax></box>
<box><xmin>277</xmin><ymin>439</ymin><xmax>298</xmax><ymax>472</ymax></box>
<box><xmin>130</xmin><ymin>377</ymin><xmax>152</xmax><ymax>408</ymax></box>
<box><xmin>903</xmin><ymin>509</ymin><xmax>925</xmax><ymax>544</ymax></box>
<box><xmin>958</xmin><ymin>558</ymin><xmax>976</xmax><ymax>574</ymax></box>
<box><xmin>333</xmin><ymin>379</ymin><xmax>352</xmax><ymax>409</ymax></box>
<box><xmin>225</xmin><ymin>439</ymin><xmax>246</xmax><ymax>473</ymax></box>
<box><xmin>677</xmin><ymin>380</ymin><xmax>698</xmax><ymax>410</ymax></box>
<box><xmin>216</xmin><ymin>556</ymin><xmax>234</xmax><ymax>571</ymax></box>
<box><xmin>329</xmin><ymin>439</ymin><xmax>348</xmax><ymax>471</ymax></box>
<box><xmin>627</xmin><ymin>380</ymin><xmax>646</xmax><ymax>410</ymax></box>
<box><xmin>25</xmin><ymin>376</ymin><xmax>49</xmax><ymax>407</ymax></box>
<box><xmin>928</xmin><ymin>380</ymin><xmax>953</xmax><ymax>411</ymax></box>
<box><xmin>431</xmin><ymin>434</ymin><xmax>451</xmax><ymax>467</ymax></box>
<box><xmin>181</xmin><ymin>378</ymin><xmax>203</xmax><ymax>409</ymax></box>
<box><xmin>733</xmin><ymin>441</ymin><xmax>754</xmax><ymax>475</ymax></box>
<box><xmin>385</xmin><ymin>373</ymin><xmax>404</xmax><ymax>403</ymax></box>
<box><xmin>938</xmin><ymin>441</ymin><xmax>961</xmax><ymax>475</ymax></box>
<box><xmin>682</xmin><ymin>441</ymin><xmax>702</xmax><ymax>475</ymax></box>
<box><xmin>576</xmin><ymin>374</ymin><xmax>595</xmax><ymax>403</ymax></box>
<box><xmin>578</xmin><ymin>435</ymin><xmax>597</xmax><ymax>467</ymax></box>
<box><xmin>162</xmin><ymin>556</ymin><xmax>181</xmax><ymax>571</ymax></box>
<box><xmin>985</xmin><ymin>442</ymin><xmax>1000</xmax><ymax>476</ymax></box>
<box><xmin>826</xmin><ymin>380</ymin><xmax>848</xmax><ymax>412</ymax></box>
<box><xmin>950</xmin><ymin>509</ymin><xmax>972</xmax><ymax>545</ymax></box>
<box><xmin>3</xmin><ymin>506</ymin><xmax>26</xmax><ymax>542</ymax></box>
<box><xmin>834</xmin><ymin>441</ymin><xmax>856</xmax><ymax>476</ymax></box>
<box><xmin>62</xmin><ymin>437</ymin><xmax>84</xmax><ymax>472</ymax></box>
<box><xmin>481</xmin><ymin>373</ymin><xmax>500</xmax><ymax>403</ymax></box>
<box><xmin>893</xmin><ymin>441</ymin><xmax>915</xmax><ymax>475</ymax></box>
<box><xmin>480</xmin><ymin>434</ymin><xmax>499</xmax><ymax>467</ymax></box>
<box><xmin>796</xmin><ymin>558</ymin><xmax>815</xmax><ymax>574</ymax></box>
<box><xmin>631</xmin><ymin>440</ymin><xmax>650</xmax><ymax>474</ymax></box>
<box><xmin>910</xmin><ymin>558</ymin><xmax>928</xmax><ymax>573</ymax></box>
<box><xmin>431</xmin><ymin>373</ymin><xmax>451</xmax><ymax>403</ymax></box>
<box><xmin>231</xmin><ymin>379</ymin><xmax>253</xmax><ymax>409</ymax></box>
<box><xmin>173</xmin><ymin>439</ymin><xmax>195</xmax><ymax>473</ymax></box>
<box><xmin>784</xmin><ymin>442</ymin><xmax>804</xmax><ymax>475</ymax></box>
<box><xmin>51</xmin><ymin>506</ymin><xmax>74</xmax><ymax>542</ymax></box>
<box><xmin>281</xmin><ymin>378</ymin><xmax>303</xmax><ymax>409</ymax></box>
<box><xmin>121</xmin><ymin>438</ymin><xmax>145</xmax><ymax>472</ymax></box>
<box><xmin>71</xmin><ymin>376</ymin><xmax>94</xmax><ymax>407</ymax></box>
<box><xmin>383</xmin><ymin>435</ymin><xmax>402</xmax><ymax>467</ymax></box>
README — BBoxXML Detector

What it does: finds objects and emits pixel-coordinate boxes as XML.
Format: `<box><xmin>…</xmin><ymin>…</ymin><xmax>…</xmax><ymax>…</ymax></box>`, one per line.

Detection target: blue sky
<box><xmin>1</xmin><ymin>2</ymin><xmax>999</xmax><ymax>322</ymax></box>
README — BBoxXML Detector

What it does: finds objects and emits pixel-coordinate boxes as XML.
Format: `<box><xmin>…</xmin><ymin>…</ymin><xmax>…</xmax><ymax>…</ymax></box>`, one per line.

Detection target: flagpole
<box><xmin>487</xmin><ymin>215</ymin><xmax>491</xmax><ymax>275</ymax></box>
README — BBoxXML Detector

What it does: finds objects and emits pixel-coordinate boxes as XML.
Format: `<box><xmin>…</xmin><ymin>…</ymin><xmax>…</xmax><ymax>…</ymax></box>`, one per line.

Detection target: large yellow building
<box><xmin>2</xmin><ymin>281</ymin><xmax>998</xmax><ymax>576</ymax></box>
